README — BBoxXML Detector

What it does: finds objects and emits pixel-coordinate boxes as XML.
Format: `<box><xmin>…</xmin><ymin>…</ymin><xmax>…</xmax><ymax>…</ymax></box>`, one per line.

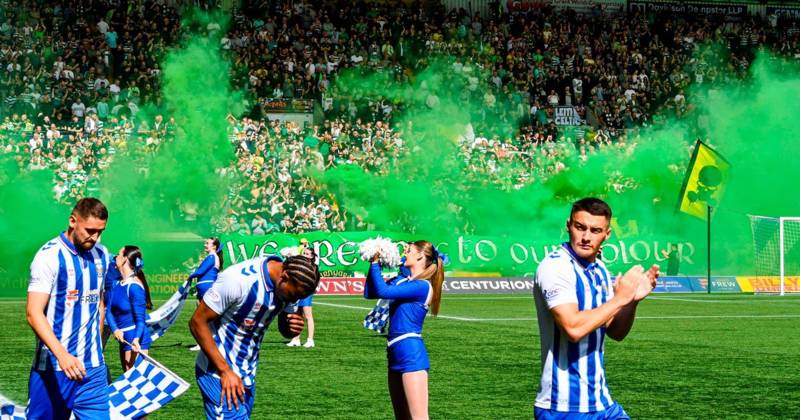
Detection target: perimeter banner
<box><xmin>220</xmin><ymin>231</ymin><xmax>699</xmax><ymax>278</ymax></box>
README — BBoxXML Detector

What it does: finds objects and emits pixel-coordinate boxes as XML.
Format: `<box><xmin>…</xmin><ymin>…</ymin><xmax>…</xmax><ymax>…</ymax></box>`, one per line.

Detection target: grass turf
<box><xmin>0</xmin><ymin>293</ymin><xmax>798</xmax><ymax>419</ymax></box>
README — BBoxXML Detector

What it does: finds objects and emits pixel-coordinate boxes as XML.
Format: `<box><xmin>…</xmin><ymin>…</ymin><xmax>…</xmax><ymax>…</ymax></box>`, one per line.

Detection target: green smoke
<box><xmin>98</xmin><ymin>12</ymin><xmax>242</xmax><ymax>278</ymax></box>
<box><xmin>316</xmin><ymin>47</ymin><xmax>800</xmax><ymax>275</ymax></box>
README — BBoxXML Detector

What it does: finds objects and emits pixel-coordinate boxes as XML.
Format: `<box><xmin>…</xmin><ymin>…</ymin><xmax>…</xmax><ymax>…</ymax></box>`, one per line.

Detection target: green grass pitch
<box><xmin>0</xmin><ymin>293</ymin><xmax>798</xmax><ymax>418</ymax></box>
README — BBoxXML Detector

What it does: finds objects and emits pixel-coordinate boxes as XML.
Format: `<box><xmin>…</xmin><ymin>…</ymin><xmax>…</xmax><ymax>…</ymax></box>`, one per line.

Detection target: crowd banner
<box><xmin>507</xmin><ymin>0</ymin><xmax>626</xmax><ymax>14</ymax></box>
<box><xmin>628</xmin><ymin>1</ymin><xmax>749</xmax><ymax>20</ymax></box>
<box><xmin>221</xmin><ymin>231</ymin><xmax>699</xmax><ymax>278</ymax></box>
<box><xmin>554</xmin><ymin>107</ymin><xmax>584</xmax><ymax>126</ymax></box>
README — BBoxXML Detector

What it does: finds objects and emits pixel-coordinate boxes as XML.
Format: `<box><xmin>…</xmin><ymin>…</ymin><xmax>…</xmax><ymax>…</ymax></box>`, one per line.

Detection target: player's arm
<box><xmin>188</xmin><ymin>281</ymin><xmax>245</xmax><ymax>411</ymax></box>
<box><xmin>546</xmin><ymin>265</ymin><xmax>641</xmax><ymax>343</ymax></box>
<box><xmin>27</xmin><ymin>293</ymin><xmax>86</xmax><ymax>380</ymax></box>
<box><xmin>606</xmin><ymin>264</ymin><xmax>659</xmax><ymax>341</ymax></box>
<box><xmin>27</xmin><ymin>253</ymin><xmax>86</xmax><ymax>381</ymax></box>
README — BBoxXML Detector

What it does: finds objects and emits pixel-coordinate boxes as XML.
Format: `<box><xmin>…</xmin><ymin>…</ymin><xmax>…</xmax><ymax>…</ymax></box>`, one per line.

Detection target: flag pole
<box><xmin>707</xmin><ymin>205</ymin><xmax>712</xmax><ymax>294</ymax></box>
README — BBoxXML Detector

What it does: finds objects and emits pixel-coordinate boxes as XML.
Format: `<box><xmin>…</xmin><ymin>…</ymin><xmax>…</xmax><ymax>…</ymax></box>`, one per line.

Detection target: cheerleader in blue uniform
<box><xmin>288</xmin><ymin>244</ymin><xmax>318</xmax><ymax>348</ymax></box>
<box><xmin>365</xmin><ymin>240</ymin><xmax>445</xmax><ymax>420</ymax></box>
<box><xmin>189</xmin><ymin>238</ymin><xmax>224</xmax><ymax>352</ymax></box>
<box><xmin>106</xmin><ymin>245</ymin><xmax>153</xmax><ymax>371</ymax></box>
<box><xmin>189</xmin><ymin>237</ymin><xmax>224</xmax><ymax>299</ymax></box>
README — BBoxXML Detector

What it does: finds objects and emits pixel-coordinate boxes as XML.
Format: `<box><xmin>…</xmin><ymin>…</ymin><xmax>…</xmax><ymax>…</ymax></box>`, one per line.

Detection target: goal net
<box><xmin>749</xmin><ymin>215</ymin><xmax>800</xmax><ymax>295</ymax></box>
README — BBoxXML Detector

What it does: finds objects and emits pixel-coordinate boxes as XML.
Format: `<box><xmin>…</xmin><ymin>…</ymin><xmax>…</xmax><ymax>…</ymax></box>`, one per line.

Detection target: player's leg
<box><xmin>70</xmin><ymin>365</ymin><xmax>110</xmax><ymax>420</ymax></box>
<box><xmin>388</xmin><ymin>370</ymin><xmax>411</xmax><ymax>420</ymax></box>
<box><xmin>26</xmin><ymin>365</ymin><xmax>71</xmax><ymax>420</ymax></box>
<box><xmin>401</xmin><ymin>370</ymin><xmax>429</xmax><ymax>420</ymax></box>
<box><xmin>302</xmin><ymin>305</ymin><xmax>314</xmax><ymax>347</ymax></box>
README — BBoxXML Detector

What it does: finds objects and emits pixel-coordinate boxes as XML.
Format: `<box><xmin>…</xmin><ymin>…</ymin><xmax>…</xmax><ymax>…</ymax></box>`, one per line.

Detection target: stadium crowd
<box><xmin>1</xmin><ymin>0</ymin><xmax>798</xmax><ymax>234</ymax></box>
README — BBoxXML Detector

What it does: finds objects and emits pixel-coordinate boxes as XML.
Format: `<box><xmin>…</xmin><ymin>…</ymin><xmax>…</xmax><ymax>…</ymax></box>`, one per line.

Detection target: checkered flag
<box><xmin>108</xmin><ymin>353</ymin><xmax>190</xmax><ymax>419</ymax></box>
<box><xmin>146</xmin><ymin>279</ymin><xmax>191</xmax><ymax>342</ymax></box>
<box><xmin>363</xmin><ymin>299</ymin><xmax>391</xmax><ymax>333</ymax></box>
<box><xmin>0</xmin><ymin>392</ymin><xmax>25</xmax><ymax>420</ymax></box>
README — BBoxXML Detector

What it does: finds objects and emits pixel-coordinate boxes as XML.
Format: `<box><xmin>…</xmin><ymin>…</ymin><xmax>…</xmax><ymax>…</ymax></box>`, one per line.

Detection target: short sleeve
<box><xmin>28</xmin><ymin>250</ymin><xmax>57</xmax><ymax>294</ymax></box>
<box><xmin>535</xmin><ymin>258</ymin><xmax>578</xmax><ymax>310</ymax></box>
<box><xmin>203</xmin><ymin>272</ymin><xmax>245</xmax><ymax>316</ymax></box>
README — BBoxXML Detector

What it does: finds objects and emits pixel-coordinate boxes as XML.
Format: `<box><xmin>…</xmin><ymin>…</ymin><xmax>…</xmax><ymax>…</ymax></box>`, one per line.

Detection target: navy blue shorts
<box><xmin>387</xmin><ymin>337</ymin><xmax>429</xmax><ymax>373</ymax></box>
<box><xmin>535</xmin><ymin>402</ymin><xmax>629</xmax><ymax>420</ymax></box>
<box><xmin>27</xmin><ymin>363</ymin><xmax>110</xmax><ymax>420</ymax></box>
<box><xmin>120</xmin><ymin>327</ymin><xmax>152</xmax><ymax>351</ymax></box>
<box><xmin>196</xmin><ymin>367</ymin><xmax>255</xmax><ymax>420</ymax></box>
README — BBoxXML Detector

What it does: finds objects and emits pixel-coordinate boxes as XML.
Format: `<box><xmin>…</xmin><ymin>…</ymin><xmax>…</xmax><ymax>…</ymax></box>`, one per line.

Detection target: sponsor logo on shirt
<box><xmin>544</xmin><ymin>288</ymin><xmax>560</xmax><ymax>300</ymax></box>
<box><xmin>65</xmin><ymin>289</ymin><xmax>101</xmax><ymax>304</ymax></box>
<box><xmin>67</xmin><ymin>289</ymin><xmax>79</xmax><ymax>301</ymax></box>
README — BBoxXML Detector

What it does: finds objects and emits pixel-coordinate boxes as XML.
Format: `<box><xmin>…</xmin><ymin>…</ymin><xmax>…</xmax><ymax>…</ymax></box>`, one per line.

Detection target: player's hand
<box><xmin>131</xmin><ymin>338</ymin><xmax>141</xmax><ymax>353</ymax></box>
<box><xmin>634</xmin><ymin>264</ymin><xmax>660</xmax><ymax>302</ymax></box>
<box><xmin>371</xmin><ymin>252</ymin><xmax>380</xmax><ymax>263</ymax></box>
<box><xmin>219</xmin><ymin>368</ymin><xmax>245</xmax><ymax>411</ymax></box>
<box><xmin>286</xmin><ymin>313</ymin><xmax>305</xmax><ymax>335</ymax></box>
<box><xmin>113</xmin><ymin>329</ymin><xmax>124</xmax><ymax>342</ymax></box>
<box><xmin>614</xmin><ymin>265</ymin><xmax>643</xmax><ymax>304</ymax></box>
<box><xmin>57</xmin><ymin>353</ymin><xmax>86</xmax><ymax>381</ymax></box>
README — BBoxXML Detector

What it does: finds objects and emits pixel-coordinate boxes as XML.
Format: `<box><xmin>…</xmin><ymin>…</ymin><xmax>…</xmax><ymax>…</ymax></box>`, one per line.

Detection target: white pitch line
<box><xmin>316</xmin><ymin>302</ymin><xmax>800</xmax><ymax>322</ymax></box>
<box><xmin>637</xmin><ymin>314</ymin><xmax>800</xmax><ymax>319</ymax></box>
<box><xmin>315</xmin><ymin>301</ymin><xmax>532</xmax><ymax>322</ymax></box>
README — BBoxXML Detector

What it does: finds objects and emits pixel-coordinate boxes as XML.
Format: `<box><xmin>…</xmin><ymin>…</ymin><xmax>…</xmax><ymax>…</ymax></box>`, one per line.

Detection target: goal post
<box><xmin>749</xmin><ymin>215</ymin><xmax>800</xmax><ymax>295</ymax></box>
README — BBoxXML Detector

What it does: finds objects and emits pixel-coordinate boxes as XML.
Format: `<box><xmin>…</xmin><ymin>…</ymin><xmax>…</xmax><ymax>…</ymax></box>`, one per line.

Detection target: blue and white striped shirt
<box><xmin>28</xmin><ymin>233</ymin><xmax>111</xmax><ymax>371</ymax></box>
<box><xmin>195</xmin><ymin>255</ymin><xmax>287</xmax><ymax>387</ymax></box>
<box><xmin>533</xmin><ymin>243</ymin><xmax>614</xmax><ymax>413</ymax></box>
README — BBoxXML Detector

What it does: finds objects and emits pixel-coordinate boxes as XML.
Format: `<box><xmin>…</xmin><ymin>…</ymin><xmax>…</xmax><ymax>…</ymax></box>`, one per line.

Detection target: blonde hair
<box><xmin>412</xmin><ymin>240</ymin><xmax>445</xmax><ymax>316</ymax></box>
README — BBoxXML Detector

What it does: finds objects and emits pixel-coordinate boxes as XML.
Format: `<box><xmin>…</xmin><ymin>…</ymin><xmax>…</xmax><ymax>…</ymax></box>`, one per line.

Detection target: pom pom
<box><xmin>359</xmin><ymin>237</ymin><xmax>401</xmax><ymax>267</ymax></box>
<box><xmin>279</xmin><ymin>246</ymin><xmax>300</xmax><ymax>258</ymax></box>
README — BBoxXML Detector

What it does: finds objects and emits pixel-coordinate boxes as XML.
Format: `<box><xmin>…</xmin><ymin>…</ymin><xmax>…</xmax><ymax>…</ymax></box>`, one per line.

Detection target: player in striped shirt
<box><xmin>533</xmin><ymin>197</ymin><xmax>659</xmax><ymax>419</ymax></box>
<box><xmin>26</xmin><ymin>197</ymin><xmax>112</xmax><ymax>420</ymax></box>
<box><xmin>189</xmin><ymin>254</ymin><xmax>320</xmax><ymax>419</ymax></box>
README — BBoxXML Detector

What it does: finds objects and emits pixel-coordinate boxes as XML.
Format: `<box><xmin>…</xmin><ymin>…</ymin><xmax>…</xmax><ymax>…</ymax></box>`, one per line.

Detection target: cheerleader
<box><xmin>287</xmin><ymin>245</ymin><xmax>318</xmax><ymax>348</ymax></box>
<box><xmin>189</xmin><ymin>237</ymin><xmax>224</xmax><ymax>351</ymax></box>
<box><xmin>365</xmin><ymin>240</ymin><xmax>445</xmax><ymax>420</ymax></box>
<box><xmin>106</xmin><ymin>245</ymin><xmax>153</xmax><ymax>371</ymax></box>
<box><xmin>189</xmin><ymin>237</ymin><xmax>224</xmax><ymax>299</ymax></box>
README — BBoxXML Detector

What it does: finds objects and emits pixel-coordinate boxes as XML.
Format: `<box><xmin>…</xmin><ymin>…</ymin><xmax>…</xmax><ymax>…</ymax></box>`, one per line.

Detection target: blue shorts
<box><xmin>120</xmin><ymin>327</ymin><xmax>152</xmax><ymax>351</ymax></box>
<box><xmin>196</xmin><ymin>367</ymin><xmax>255</xmax><ymax>420</ymax></box>
<box><xmin>297</xmin><ymin>295</ymin><xmax>313</xmax><ymax>307</ymax></box>
<box><xmin>387</xmin><ymin>337</ymin><xmax>429</xmax><ymax>373</ymax></box>
<box><xmin>196</xmin><ymin>280</ymin><xmax>215</xmax><ymax>300</ymax></box>
<box><xmin>27</xmin><ymin>363</ymin><xmax>109</xmax><ymax>420</ymax></box>
<box><xmin>535</xmin><ymin>403</ymin><xmax>629</xmax><ymax>420</ymax></box>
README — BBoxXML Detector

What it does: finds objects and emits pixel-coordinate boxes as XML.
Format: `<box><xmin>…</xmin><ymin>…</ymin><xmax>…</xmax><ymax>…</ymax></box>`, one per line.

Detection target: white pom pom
<box><xmin>358</xmin><ymin>237</ymin><xmax>401</xmax><ymax>267</ymax></box>
<box><xmin>279</xmin><ymin>246</ymin><xmax>300</xmax><ymax>258</ymax></box>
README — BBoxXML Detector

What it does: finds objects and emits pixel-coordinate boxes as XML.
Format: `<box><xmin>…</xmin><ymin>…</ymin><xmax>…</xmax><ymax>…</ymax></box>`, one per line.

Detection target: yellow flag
<box><xmin>677</xmin><ymin>141</ymin><xmax>730</xmax><ymax>220</ymax></box>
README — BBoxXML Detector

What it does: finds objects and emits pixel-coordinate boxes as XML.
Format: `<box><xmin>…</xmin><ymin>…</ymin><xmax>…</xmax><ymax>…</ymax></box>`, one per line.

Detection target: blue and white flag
<box><xmin>108</xmin><ymin>353</ymin><xmax>190</xmax><ymax>419</ymax></box>
<box><xmin>363</xmin><ymin>298</ymin><xmax>391</xmax><ymax>333</ymax></box>
<box><xmin>0</xmin><ymin>392</ymin><xmax>25</xmax><ymax>420</ymax></box>
<box><xmin>146</xmin><ymin>279</ymin><xmax>191</xmax><ymax>342</ymax></box>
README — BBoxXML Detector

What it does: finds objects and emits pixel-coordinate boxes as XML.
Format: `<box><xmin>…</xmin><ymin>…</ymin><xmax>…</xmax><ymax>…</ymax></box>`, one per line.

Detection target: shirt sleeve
<box><xmin>536</xmin><ymin>258</ymin><xmax>578</xmax><ymax>310</ymax></box>
<box><xmin>202</xmin><ymin>273</ymin><xmax>245</xmax><ymax>316</ymax></box>
<box><xmin>189</xmin><ymin>255</ymin><xmax>214</xmax><ymax>280</ymax></box>
<box><xmin>28</xmin><ymin>250</ymin><xmax>57</xmax><ymax>295</ymax></box>
<box><xmin>129</xmin><ymin>284</ymin><xmax>148</xmax><ymax>341</ymax></box>
<box><xmin>366</xmin><ymin>263</ymin><xmax>429</xmax><ymax>302</ymax></box>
